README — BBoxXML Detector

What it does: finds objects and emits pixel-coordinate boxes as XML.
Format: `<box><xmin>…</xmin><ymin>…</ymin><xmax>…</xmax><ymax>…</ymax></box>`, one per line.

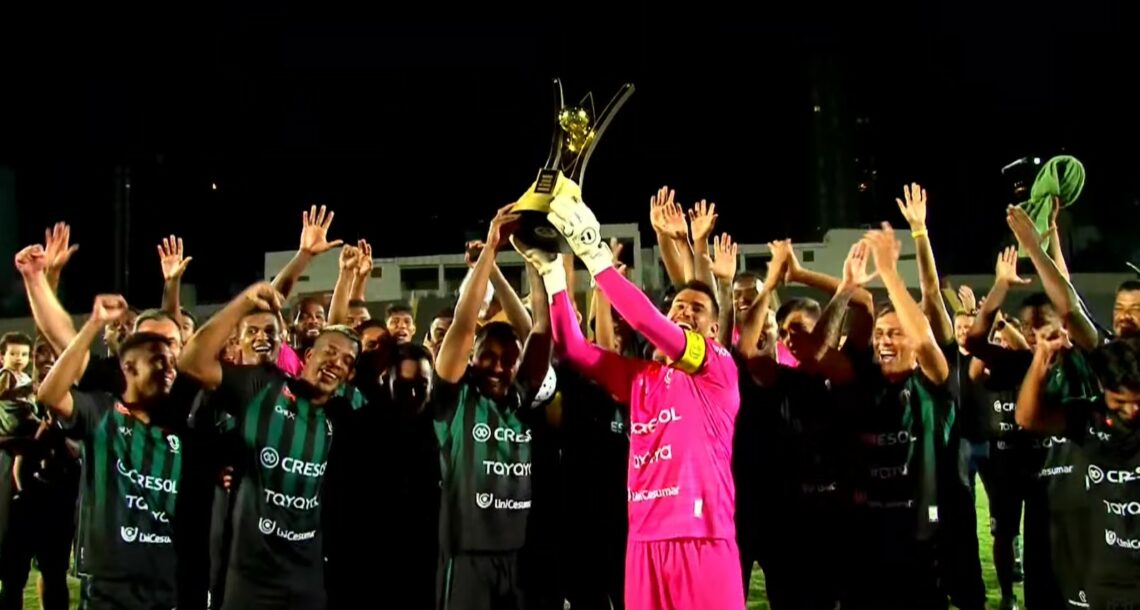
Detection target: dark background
<box><xmin>0</xmin><ymin>2</ymin><xmax>1135</xmax><ymax>313</ymax></box>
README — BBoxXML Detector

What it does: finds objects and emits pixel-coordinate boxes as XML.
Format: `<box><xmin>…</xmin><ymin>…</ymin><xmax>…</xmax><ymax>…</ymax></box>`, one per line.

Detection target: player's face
<box><xmin>347</xmin><ymin>306</ymin><xmax>371</xmax><ymax>329</ymax></box>
<box><xmin>105</xmin><ymin>310</ymin><xmax>137</xmax><ymax>352</ymax></box>
<box><xmin>874</xmin><ymin>312</ymin><xmax>917</xmax><ymax>377</ymax></box>
<box><xmin>123</xmin><ymin>342</ymin><xmax>177</xmax><ymax>401</ymax></box>
<box><xmin>361</xmin><ymin>326</ymin><xmax>390</xmax><ymax>354</ymax></box>
<box><xmin>387</xmin><ymin>312</ymin><xmax>416</xmax><ymax>345</ymax></box>
<box><xmin>1114</xmin><ymin>290</ymin><xmax>1140</xmax><ymax>339</ymax></box>
<box><xmin>780</xmin><ymin>310</ymin><xmax>819</xmax><ymax>361</ymax></box>
<box><xmin>137</xmin><ymin>318</ymin><xmax>183</xmax><ymax>359</ymax></box>
<box><xmin>301</xmin><ymin>333</ymin><xmax>359</xmax><ymax>397</ymax></box>
<box><xmin>240</xmin><ymin>312</ymin><xmax>281</xmax><ymax>365</ymax></box>
<box><xmin>1019</xmin><ymin>305</ymin><xmax>1061</xmax><ymax>351</ymax></box>
<box><xmin>392</xmin><ymin>357</ymin><xmax>433</xmax><ymax>410</ymax></box>
<box><xmin>1105</xmin><ymin>388</ymin><xmax>1140</xmax><ymax>425</ymax></box>
<box><xmin>731</xmin><ymin>277</ymin><xmax>759</xmax><ymax>322</ymax></box>
<box><xmin>2</xmin><ymin>344</ymin><xmax>30</xmax><ymax>373</ymax></box>
<box><xmin>954</xmin><ymin>313</ymin><xmax>974</xmax><ymax>350</ymax></box>
<box><xmin>180</xmin><ymin>316</ymin><xmax>196</xmax><ymax>342</ymax></box>
<box><xmin>471</xmin><ymin>336</ymin><xmax>520</xmax><ymax>399</ymax></box>
<box><xmin>425</xmin><ymin>316</ymin><xmax>452</xmax><ymax>359</ymax></box>
<box><xmin>295</xmin><ymin>303</ymin><xmax>327</xmax><ymax>343</ymax></box>
<box><xmin>33</xmin><ymin>344</ymin><xmax>55</xmax><ymax>387</ymax></box>
<box><xmin>668</xmin><ymin>289</ymin><xmax>718</xmax><ymax>338</ymax></box>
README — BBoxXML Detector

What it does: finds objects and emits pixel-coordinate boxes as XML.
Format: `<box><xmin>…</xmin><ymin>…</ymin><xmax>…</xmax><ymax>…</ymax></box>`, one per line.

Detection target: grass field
<box><xmin>21</xmin><ymin>482</ymin><xmax>1021</xmax><ymax>609</ymax></box>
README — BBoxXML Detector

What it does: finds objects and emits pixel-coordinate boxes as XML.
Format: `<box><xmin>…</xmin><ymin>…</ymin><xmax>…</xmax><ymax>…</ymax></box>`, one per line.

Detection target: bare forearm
<box><xmin>1015</xmin><ymin>354</ymin><xmax>1065</xmax><ymax>434</ymax></box>
<box><xmin>810</xmin><ymin>287</ymin><xmax>856</xmax><ymax>360</ymax></box>
<box><xmin>788</xmin><ymin>267</ymin><xmax>874</xmax><ymax>313</ymax></box>
<box><xmin>656</xmin><ymin>233</ymin><xmax>688</xmax><ymax>288</ymax></box>
<box><xmin>437</xmin><ymin>248</ymin><xmax>495</xmax><ymax>382</ymax></box>
<box><xmin>1047</xmin><ymin>228</ymin><xmax>1070</xmax><ymax>281</ymax></box>
<box><xmin>1023</xmin><ymin>242</ymin><xmax>1097</xmax><ymax>350</ymax></box>
<box><xmin>691</xmin><ymin>248</ymin><xmax>716</xmax><ymax>290</ymax></box>
<box><xmin>717</xmin><ymin>283</ymin><xmax>734</xmax><ymax>348</ymax></box>
<box><xmin>179</xmin><ymin>294</ymin><xmax>251</xmax><ymax>388</ymax></box>
<box><xmin>23</xmin><ymin>273</ymin><xmax>77</xmax><ymax>355</ymax></box>
<box><xmin>38</xmin><ymin>319</ymin><xmax>101</xmax><ymax>417</ymax></box>
<box><xmin>490</xmin><ymin>264</ymin><xmax>532</xmax><ymax>338</ymax></box>
<box><xmin>272</xmin><ymin>250</ymin><xmax>314</xmax><ymax>301</ymax></box>
<box><xmin>737</xmin><ymin>292</ymin><xmax>772</xmax><ymax>358</ymax></box>
<box><xmin>914</xmin><ymin>236</ymin><xmax>953</xmax><ymax>344</ymax></box>
<box><xmin>327</xmin><ymin>270</ymin><xmax>354</xmax><ymax>326</ymax></box>
<box><xmin>966</xmin><ymin>280</ymin><xmax>1008</xmax><ymax>354</ymax></box>
<box><xmin>527</xmin><ymin>265</ymin><xmax>549</xmax><ymax>334</ymax></box>
<box><xmin>350</xmin><ymin>273</ymin><xmax>368</xmax><ymax>302</ymax></box>
<box><xmin>161</xmin><ymin>278</ymin><xmax>183</xmax><ymax>327</ymax></box>
<box><xmin>882</xmin><ymin>270</ymin><xmax>948</xmax><ymax>381</ymax></box>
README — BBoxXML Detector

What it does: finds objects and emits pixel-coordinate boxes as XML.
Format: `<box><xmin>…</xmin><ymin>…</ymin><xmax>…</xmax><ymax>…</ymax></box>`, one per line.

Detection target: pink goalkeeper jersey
<box><xmin>625</xmin><ymin>339</ymin><xmax>740</xmax><ymax>541</ymax></box>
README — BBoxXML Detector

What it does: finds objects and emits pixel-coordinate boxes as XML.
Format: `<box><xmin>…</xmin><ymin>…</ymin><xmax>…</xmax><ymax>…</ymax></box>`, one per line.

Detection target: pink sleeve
<box><xmin>594</xmin><ymin>268</ymin><xmax>687</xmax><ymax>361</ymax></box>
<box><xmin>551</xmin><ymin>291</ymin><xmax>638</xmax><ymax>404</ymax></box>
<box><xmin>277</xmin><ymin>344</ymin><xmax>303</xmax><ymax>377</ymax></box>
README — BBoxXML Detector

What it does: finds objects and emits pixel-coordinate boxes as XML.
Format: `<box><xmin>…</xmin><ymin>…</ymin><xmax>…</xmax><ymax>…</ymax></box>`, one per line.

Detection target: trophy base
<box><xmin>506</xmin><ymin>210</ymin><xmax>572</xmax><ymax>254</ymax></box>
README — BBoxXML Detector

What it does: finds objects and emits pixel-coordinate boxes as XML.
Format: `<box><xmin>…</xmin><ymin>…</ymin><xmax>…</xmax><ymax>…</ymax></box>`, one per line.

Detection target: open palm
<box><xmin>300</xmin><ymin>205</ymin><xmax>344</xmax><ymax>255</ymax></box>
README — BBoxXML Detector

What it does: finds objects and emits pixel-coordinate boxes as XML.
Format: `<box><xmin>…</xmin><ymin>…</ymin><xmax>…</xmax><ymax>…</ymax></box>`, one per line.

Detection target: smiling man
<box><xmin>180</xmin><ymin>282</ymin><xmax>364</xmax><ymax>610</ymax></box>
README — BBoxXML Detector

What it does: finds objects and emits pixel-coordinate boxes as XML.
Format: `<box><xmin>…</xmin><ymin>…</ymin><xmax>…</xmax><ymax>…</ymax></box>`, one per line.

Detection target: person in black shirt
<box><xmin>1017</xmin><ymin>335</ymin><xmax>1140</xmax><ymax>610</ymax></box>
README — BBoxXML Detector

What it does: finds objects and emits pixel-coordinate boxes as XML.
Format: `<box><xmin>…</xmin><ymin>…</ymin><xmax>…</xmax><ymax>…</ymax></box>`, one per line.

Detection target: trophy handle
<box><xmin>574</xmin><ymin>83</ymin><xmax>635</xmax><ymax>190</ymax></box>
<box><xmin>541</xmin><ymin>79</ymin><xmax>567</xmax><ymax>171</ymax></box>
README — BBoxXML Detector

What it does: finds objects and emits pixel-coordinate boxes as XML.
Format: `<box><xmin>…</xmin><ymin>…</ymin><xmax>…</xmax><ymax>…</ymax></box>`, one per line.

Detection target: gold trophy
<box><xmin>508</xmin><ymin>79</ymin><xmax>635</xmax><ymax>252</ymax></box>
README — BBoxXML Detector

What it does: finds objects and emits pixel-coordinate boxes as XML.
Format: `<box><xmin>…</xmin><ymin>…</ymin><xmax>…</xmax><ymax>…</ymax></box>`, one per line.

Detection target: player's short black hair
<box><xmin>474</xmin><ymin>321</ymin><xmax>519</xmax><ymax>350</ymax></box>
<box><xmin>434</xmin><ymin>307</ymin><xmax>455</xmax><ymax>320</ymax></box>
<box><xmin>117</xmin><ymin>332</ymin><xmax>173</xmax><ymax>358</ymax></box>
<box><xmin>673</xmin><ymin>280</ymin><xmax>720</xmax><ymax>316</ymax></box>
<box><xmin>776</xmin><ymin>298</ymin><xmax>822</xmax><ymax>326</ymax></box>
<box><xmin>732</xmin><ymin>271</ymin><xmax>761</xmax><ymax>284</ymax></box>
<box><xmin>1117</xmin><ymin>280</ymin><xmax>1140</xmax><ymax>295</ymax></box>
<box><xmin>0</xmin><ymin>332</ymin><xmax>33</xmax><ymax>354</ymax></box>
<box><xmin>293</xmin><ymin>297</ymin><xmax>326</xmax><ymax>322</ymax></box>
<box><xmin>348</xmin><ymin>299</ymin><xmax>368</xmax><ymax>309</ymax></box>
<box><xmin>1019</xmin><ymin>292</ymin><xmax>1055</xmax><ymax>312</ymax></box>
<box><xmin>355</xmin><ymin>319</ymin><xmax>386</xmax><ymax>335</ymax></box>
<box><xmin>386</xmin><ymin>303</ymin><xmax>414</xmax><ymax>319</ymax></box>
<box><xmin>395</xmin><ymin>343</ymin><xmax>433</xmax><ymax>366</ymax></box>
<box><xmin>1089</xmin><ymin>337</ymin><xmax>1140</xmax><ymax>394</ymax></box>
<box><xmin>133</xmin><ymin>309</ymin><xmax>179</xmax><ymax>332</ymax></box>
<box><xmin>180</xmin><ymin>308</ymin><xmax>197</xmax><ymax>327</ymax></box>
<box><xmin>875</xmin><ymin>301</ymin><xmax>896</xmax><ymax>319</ymax></box>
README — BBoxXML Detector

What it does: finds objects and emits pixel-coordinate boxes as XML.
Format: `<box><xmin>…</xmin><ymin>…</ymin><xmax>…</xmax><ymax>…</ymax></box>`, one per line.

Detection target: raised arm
<box><xmin>350</xmin><ymin>239</ymin><xmax>374</xmax><ymax>302</ymax></box>
<box><xmin>896</xmin><ymin>183</ymin><xmax>953</xmax><ymax>345</ymax></box>
<box><xmin>865</xmin><ymin>223</ymin><xmax>950</xmax><ymax>384</ymax></box>
<box><xmin>457</xmin><ymin>241</ymin><xmax>496</xmax><ymax>319</ymax></box>
<box><xmin>436</xmin><ymin>206</ymin><xmax>516</xmax><ymax>384</ymax></box>
<box><xmin>798</xmin><ymin>242</ymin><xmax>878</xmax><ymax>383</ymax></box>
<box><xmin>1044</xmin><ymin>199</ymin><xmax>1070</xmax><ymax>281</ymax></box>
<box><xmin>327</xmin><ymin>245</ymin><xmax>361</xmax><ymax>326</ymax></box>
<box><xmin>489</xmin><ymin>263</ymin><xmax>533</xmax><ymax>339</ymax></box>
<box><xmin>650</xmin><ymin>187</ymin><xmax>693</xmax><ymax>288</ymax></box>
<box><xmin>37</xmin><ymin>295</ymin><xmax>126</xmax><ymax>420</ymax></box>
<box><xmin>965</xmin><ymin>247</ymin><xmax>1032</xmax><ymax>367</ymax></box>
<box><xmin>1014</xmin><ymin>328</ymin><xmax>1072</xmax><ymax>434</ymax></box>
<box><xmin>1007</xmin><ymin>205</ymin><xmax>1098</xmax><ymax>351</ymax></box>
<box><xmin>783</xmin><ymin>240</ymin><xmax>875</xmax><ymax>316</ymax></box>
<box><xmin>158</xmin><ymin>235</ymin><xmax>193</xmax><ymax>333</ymax></box>
<box><xmin>708</xmin><ymin>233</ymin><xmax>738</xmax><ymax>347</ymax></box>
<box><xmin>594</xmin><ymin>239</ymin><xmax>626</xmax><ymax>352</ymax></box>
<box><xmin>42</xmin><ymin>222</ymin><xmax>79</xmax><ymax>295</ymax></box>
<box><xmin>272</xmin><ymin>205</ymin><xmax>343</xmax><ymax>300</ymax></box>
<box><xmin>15</xmin><ymin>246</ymin><xmax>78</xmax><ymax>356</ymax></box>
<box><xmin>516</xmin><ymin>262</ymin><xmax>551</xmax><ymax>399</ymax></box>
<box><xmin>180</xmin><ymin>283</ymin><xmax>282</xmax><ymax>390</ymax></box>
<box><xmin>688</xmin><ymin>199</ymin><xmax>718</xmax><ymax>289</ymax></box>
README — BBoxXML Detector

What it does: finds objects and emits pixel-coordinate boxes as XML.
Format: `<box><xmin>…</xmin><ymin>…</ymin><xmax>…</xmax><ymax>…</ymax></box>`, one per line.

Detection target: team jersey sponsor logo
<box><xmin>628</xmin><ymin>485</ymin><xmax>680</xmax><ymax>503</ymax></box>
<box><xmin>119</xmin><ymin>427</ymin><xmax>132</xmax><ymax>437</ymax></box>
<box><xmin>860</xmin><ymin>430</ymin><xmax>916</xmax><ymax>447</ymax></box>
<box><xmin>1103</xmin><ymin>500</ymin><xmax>1140</xmax><ymax>516</ymax></box>
<box><xmin>257</xmin><ymin>518</ymin><xmax>316</xmax><ymax>542</ymax></box>
<box><xmin>998</xmin><ymin>422</ymin><xmax>1015</xmax><ymax>433</ymax></box>
<box><xmin>1038</xmin><ymin>465</ymin><xmax>1074</xmax><ymax>478</ymax></box>
<box><xmin>993</xmin><ymin>400</ymin><xmax>1015</xmax><ymax>413</ymax></box>
<box><xmin>870</xmin><ymin>464</ymin><xmax>909</xmax><ymax>480</ymax></box>
<box><xmin>802</xmin><ymin>482</ymin><xmax>838</xmax><ymax>494</ymax></box>
<box><xmin>274</xmin><ymin>404</ymin><xmax>296</xmax><ymax>420</ymax></box>
<box><xmin>471</xmin><ymin>423</ymin><xmax>531</xmax><ymax>444</ymax></box>
<box><xmin>1066</xmin><ymin>589</ymin><xmax>1088</xmax><ymax>608</ymax></box>
<box><xmin>166</xmin><ymin>435</ymin><xmax>180</xmax><ymax>454</ymax></box>
<box><xmin>119</xmin><ymin>527</ymin><xmax>171</xmax><ymax>545</ymax></box>
<box><xmin>473</xmin><ymin>493</ymin><xmax>530</xmax><ymax>511</ymax></box>
<box><xmin>263</xmin><ymin>489</ymin><xmax>320</xmax><ymax>510</ymax></box>
<box><xmin>259</xmin><ymin>447</ymin><xmax>325</xmax><ymax>477</ymax></box>
<box><xmin>125</xmin><ymin>495</ymin><xmax>170</xmax><ymax>523</ymax></box>
<box><xmin>1088</xmin><ymin>465</ymin><xmax>1140</xmax><ymax>485</ymax></box>
<box><xmin>632</xmin><ymin>445</ymin><xmax>673</xmax><ymax>470</ymax></box>
<box><xmin>115</xmin><ymin>460</ymin><xmax>178</xmax><ymax>494</ymax></box>
<box><xmin>1104</xmin><ymin>529</ymin><xmax>1140</xmax><ymax>550</ymax></box>
<box><xmin>482</xmin><ymin>461</ymin><xmax>531</xmax><ymax>477</ymax></box>
<box><xmin>630</xmin><ymin>407</ymin><xmax>683</xmax><ymax>435</ymax></box>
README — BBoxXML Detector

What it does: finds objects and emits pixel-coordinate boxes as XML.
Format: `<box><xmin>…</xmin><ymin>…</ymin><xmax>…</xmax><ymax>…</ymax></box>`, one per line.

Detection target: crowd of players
<box><xmin>0</xmin><ymin>181</ymin><xmax>1135</xmax><ymax>610</ymax></box>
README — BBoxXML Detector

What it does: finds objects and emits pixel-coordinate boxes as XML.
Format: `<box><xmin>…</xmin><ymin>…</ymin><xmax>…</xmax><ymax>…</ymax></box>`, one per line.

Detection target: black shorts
<box><xmin>0</xmin><ymin>488</ymin><xmax>77</xmax><ymax>593</ymax></box>
<box><xmin>79</xmin><ymin>577</ymin><xmax>176</xmax><ymax>610</ymax></box>
<box><xmin>437</xmin><ymin>551</ymin><xmax>526</xmax><ymax>610</ymax></box>
<box><xmin>221</xmin><ymin>570</ymin><xmax>325</xmax><ymax>610</ymax></box>
<box><xmin>979</xmin><ymin>448</ymin><xmax>1038</xmax><ymax>538</ymax></box>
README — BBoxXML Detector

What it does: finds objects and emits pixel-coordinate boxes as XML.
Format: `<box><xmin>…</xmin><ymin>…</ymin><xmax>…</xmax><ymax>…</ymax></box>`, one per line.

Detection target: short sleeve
<box><xmin>59</xmin><ymin>390</ymin><xmax>114</xmax><ymax>440</ymax></box>
<box><xmin>214</xmin><ymin>364</ymin><xmax>283</xmax><ymax>417</ymax></box>
<box><xmin>428</xmin><ymin>372</ymin><xmax>465</xmax><ymax>424</ymax></box>
<box><xmin>697</xmin><ymin>337</ymin><xmax>738</xmax><ymax>388</ymax></box>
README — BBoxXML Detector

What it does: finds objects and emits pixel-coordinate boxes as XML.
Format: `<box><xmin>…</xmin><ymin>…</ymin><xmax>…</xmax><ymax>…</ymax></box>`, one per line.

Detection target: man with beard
<box><xmin>180</xmin><ymin>282</ymin><xmax>363</xmax><ymax>610</ymax></box>
<box><xmin>1017</xmin><ymin>335</ymin><xmax>1140</xmax><ymax>609</ymax></box>
<box><xmin>386</xmin><ymin>304</ymin><xmax>417</xmax><ymax>345</ymax></box>
<box><xmin>325</xmin><ymin>343</ymin><xmax>438</xmax><ymax>610</ymax></box>
<box><xmin>1113</xmin><ymin>280</ymin><xmax>1140</xmax><ymax>339</ymax></box>
<box><xmin>431</xmin><ymin>206</ymin><xmax>554</xmax><ymax>610</ymax></box>
<box><xmin>37</xmin><ymin>295</ymin><xmax>196</xmax><ymax>610</ymax></box>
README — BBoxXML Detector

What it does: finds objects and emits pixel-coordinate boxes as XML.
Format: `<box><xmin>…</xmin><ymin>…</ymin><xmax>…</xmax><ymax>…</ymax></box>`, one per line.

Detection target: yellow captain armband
<box><xmin>675</xmin><ymin>330</ymin><xmax>707</xmax><ymax>374</ymax></box>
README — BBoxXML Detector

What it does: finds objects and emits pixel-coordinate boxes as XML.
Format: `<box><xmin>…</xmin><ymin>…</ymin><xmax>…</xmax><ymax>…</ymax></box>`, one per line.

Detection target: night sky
<box><xmin>0</xmin><ymin>3</ymin><xmax>1134</xmax><ymax>314</ymax></box>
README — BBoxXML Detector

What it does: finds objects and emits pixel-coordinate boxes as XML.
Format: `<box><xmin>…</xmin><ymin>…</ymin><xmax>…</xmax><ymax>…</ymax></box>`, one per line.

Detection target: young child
<box><xmin>0</xmin><ymin>333</ymin><xmax>33</xmax><ymax>391</ymax></box>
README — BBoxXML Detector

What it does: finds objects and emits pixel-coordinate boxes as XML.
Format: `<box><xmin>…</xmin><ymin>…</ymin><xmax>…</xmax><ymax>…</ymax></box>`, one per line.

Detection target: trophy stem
<box><xmin>541</xmin><ymin>79</ymin><xmax>567</xmax><ymax>171</ymax></box>
<box><xmin>575</xmin><ymin>83</ymin><xmax>635</xmax><ymax>190</ymax></box>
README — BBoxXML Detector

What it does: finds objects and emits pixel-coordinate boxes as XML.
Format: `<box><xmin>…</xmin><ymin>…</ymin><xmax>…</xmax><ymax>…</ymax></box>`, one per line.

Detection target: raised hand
<box><xmin>863</xmin><ymin>222</ymin><xmax>902</xmax><ymax>276</ymax></box>
<box><xmin>709</xmin><ymin>233</ymin><xmax>738</xmax><ymax>282</ymax></box>
<box><xmin>43</xmin><ymin>222</ymin><xmax>79</xmax><ymax>274</ymax></box>
<box><xmin>1034</xmin><ymin>325</ymin><xmax>1072</xmax><ymax>369</ymax></box>
<box><xmin>510</xmin><ymin>235</ymin><xmax>558</xmax><ymax>274</ymax></box>
<box><xmin>14</xmin><ymin>245</ymin><xmax>47</xmax><ymax>277</ymax></box>
<box><xmin>299</xmin><ymin>205</ymin><xmax>344</xmax><ymax>255</ymax></box>
<box><xmin>91</xmin><ymin>295</ymin><xmax>128</xmax><ymax>324</ymax></box>
<box><xmin>767</xmin><ymin>239</ymin><xmax>793</xmax><ymax>283</ymax></box>
<box><xmin>688</xmin><ymin>199</ymin><xmax>718</xmax><ymax>243</ymax></box>
<box><xmin>895</xmin><ymin>182</ymin><xmax>928</xmax><ymax>230</ymax></box>
<box><xmin>157</xmin><ymin>235</ymin><xmax>193</xmax><ymax>280</ymax></box>
<box><xmin>465</xmin><ymin>241</ymin><xmax>485</xmax><ymax>268</ymax></box>
<box><xmin>958</xmin><ymin>284</ymin><xmax>978</xmax><ymax>313</ymax></box>
<box><xmin>840</xmin><ymin>240</ymin><xmax>878</xmax><ymax>289</ymax></box>
<box><xmin>487</xmin><ymin>203</ymin><xmax>520</xmax><ymax>253</ymax></box>
<box><xmin>994</xmin><ymin>245</ymin><xmax>1032</xmax><ymax>286</ymax></box>
<box><xmin>338</xmin><ymin>244</ymin><xmax>362</xmax><ymax>272</ymax></box>
<box><xmin>1006</xmin><ymin>205</ymin><xmax>1042</xmax><ymax>249</ymax></box>
<box><xmin>650</xmin><ymin>186</ymin><xmax>687</xmax><ymax>240</ymax></box>
<box><xmin>609</xmin><ymin>238</ymin><xmax>629</xmax><ymax>277</ymax></box>
<box><xmin>242</xmin><ymin>282</ymin><xmax>284</xmax><ymax>313</ymax></box>
<box><xmin>355</xmin><ymin>239</ymin><xmax>375</xmax><ymax>278</ymax></box>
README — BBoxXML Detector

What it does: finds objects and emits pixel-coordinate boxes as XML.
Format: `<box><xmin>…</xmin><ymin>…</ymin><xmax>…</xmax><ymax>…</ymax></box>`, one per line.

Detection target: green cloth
<box><xmin>1019</xmin><ymin>155</ymin><xmax>1085</xmax><ymax>255</ymax></box>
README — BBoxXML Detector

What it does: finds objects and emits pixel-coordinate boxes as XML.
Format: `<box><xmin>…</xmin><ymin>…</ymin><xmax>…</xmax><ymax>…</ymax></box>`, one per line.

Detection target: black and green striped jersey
<box><xmin>62</xmin><ymin>381</ymin><xmax>197</xmax><ymax>604</ymax></box>
<box><xmin>212</xmin><ymin>364</ymin><xmax>364</xmax><ymax>597</ymax></box>
<box><xmin>431</xmin><ymin>372</ymin><xmax>536</xmax><ymax>553</ymax></box>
